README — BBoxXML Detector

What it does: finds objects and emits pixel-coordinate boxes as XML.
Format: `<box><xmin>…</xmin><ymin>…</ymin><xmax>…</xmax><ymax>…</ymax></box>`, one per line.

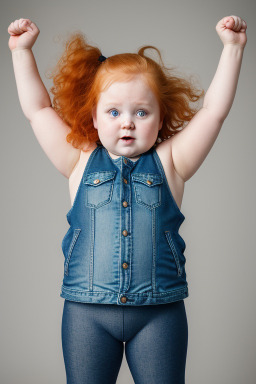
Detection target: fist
<box><xmin>216</xmin><ymin>16</ymin><xmax>247</xmax><ymax>48</ymax></box>
<box><xmin>7</xmin><ymin>18</ymin><xmax>40</xmax><ymax>51</ymax></box>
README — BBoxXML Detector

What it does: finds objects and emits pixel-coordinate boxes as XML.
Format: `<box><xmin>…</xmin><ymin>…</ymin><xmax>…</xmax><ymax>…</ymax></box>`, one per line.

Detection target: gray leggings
<box><xmin>61</xmin><ymin>299</ymin><xmax>188</xmax><ymax>384</ymax></box>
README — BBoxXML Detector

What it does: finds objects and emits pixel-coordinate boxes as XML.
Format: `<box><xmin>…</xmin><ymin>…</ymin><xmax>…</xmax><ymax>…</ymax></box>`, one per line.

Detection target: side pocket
<box><xmin>164</xmin><ymin>231</ymin><xmax>182</xmax><ymax>276</ymax></box>
<box><xmin>64</xmin><ymin>228</ymin><xmax>81</xmax><ymax>276</ymax></box>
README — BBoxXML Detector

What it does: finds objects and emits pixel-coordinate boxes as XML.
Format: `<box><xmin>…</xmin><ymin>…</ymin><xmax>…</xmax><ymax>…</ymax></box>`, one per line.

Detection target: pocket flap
<box><xmin>83</xmin><ymin>171</ymin><xmax>116</xmax><ymax>186</ymax></box>
<box><xmin>132</xmin><ymin>173</ymin><xmax>163</xmax><ymax>187</ymax></box>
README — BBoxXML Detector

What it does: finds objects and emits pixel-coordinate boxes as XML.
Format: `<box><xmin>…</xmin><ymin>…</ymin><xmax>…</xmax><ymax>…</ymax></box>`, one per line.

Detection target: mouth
<box><xmin>121</xmin><ymin>136</ymin><xmax>135</xmax><ymax>144</ymax></box>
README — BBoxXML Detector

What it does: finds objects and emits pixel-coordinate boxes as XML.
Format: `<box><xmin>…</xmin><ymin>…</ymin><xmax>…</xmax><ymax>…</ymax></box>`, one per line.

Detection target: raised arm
<box><xmin>163</xmin><ymin>15</ymin><xmax>247</xmax><ymax>182</ymax></box>
<box><xmin>8</xmin><ymin>19</ymin><xmax>81</xmax><ymax>178</ymax></box>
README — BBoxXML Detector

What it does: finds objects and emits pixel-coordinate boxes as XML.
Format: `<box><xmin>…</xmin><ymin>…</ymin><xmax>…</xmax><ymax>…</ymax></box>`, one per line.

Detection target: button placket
<box><xmin>120</xmin><ymin>158</ymin><xmax>132</xmax><ymax>299</ymax></box>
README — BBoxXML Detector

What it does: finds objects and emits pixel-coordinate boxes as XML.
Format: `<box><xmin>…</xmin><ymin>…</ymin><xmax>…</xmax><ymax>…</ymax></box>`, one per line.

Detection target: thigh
<box><xmin>61</xmin><ymin>300</ymin><xmax>124</xmax><ymax>384</ymax></box>
<box><xmin>125</xmin><ymin>300</ymin><xmax>188</xmax><ymax>384</ymax></box>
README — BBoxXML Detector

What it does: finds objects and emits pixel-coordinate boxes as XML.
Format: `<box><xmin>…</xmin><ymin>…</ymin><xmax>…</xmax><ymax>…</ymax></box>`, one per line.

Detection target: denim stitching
<box><xmin>164</xmin><ymin>231</ymin><xmax>182</xmax><ymax>276</ymax></box>
<box><xmin>132</xmin><ymin>173</ymin><xmax>162</xmax><ymax>210</ymax></box>
<box><xmin>118</xmin><ymin>161</ymin><xmax>123</xmax><ymax>294</ymax></box>
<box><xmin>64</xmin><ymin>229</ymin><xmax>81</xmax><ymax>276</ymax></box>
<box><xmin>85</xmin><ymin>172</ymin><xmax>116</xmax><ymax>209</ymax></box>
<box><xmin>89</xmin><ymin>208</ymin><xmax>94</xmax><ymax>291</ymax></box>
<box><xmin>83</xmin><ymin>171</ymin><xmax>116</xmax><ymax>185</ymax></box>
<box><xmin>152</xmin><ymin>207</ymin><xmax>156</xmax><ymax>292</ymax></box>
<box><xmin>132</xmin><ymin>173</ymin><xmax>163</xmax><ymax>186</ymax></box>
<box><xmin>127</xmin><ymin>167</ymin><xmax>132</xmax><ymax>291</ymax></box>
<box><xmin>61</xmin><ymin>285</ymin><xmax>187</xmax><ymax>296</ymax></box>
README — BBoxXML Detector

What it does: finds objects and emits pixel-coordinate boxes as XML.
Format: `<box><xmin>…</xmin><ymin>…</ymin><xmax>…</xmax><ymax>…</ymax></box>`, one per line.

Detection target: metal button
<box><xmin>122</xmin><ymin>230</ymin><xmax>128</xmax><ymax>237</ymax></box>
<box><xmin>124</xmin><ymin>159</ymin><xmax>127</xmax><ymax>164</ymax></box>
<box><xmin>123</xmin><ymin>178</ymin><xmax>128</xmax><ymax>184</ymax></box>
<box><xmin>121</xmin><ymin>296</ymin><xmax>127</xmax><ymax>303</ymax></box>
<box><xmin>123</xmin><ymin>201</ymin><xmax>128</xmax><ymax>207</ymax></box>
<box><xmin>94</xmin><ymin>179</ymin><xmax>100</xmax><ymax>184</ymax></box>
<box><xmin>122</xmin><ymin>262</ymin><xmax>128</xmax><ymax>269</ymax></box>
<box><xmin>147</xmin><ymin>180</ymin><xmax>152</xmax><ymax>185</ymax></box>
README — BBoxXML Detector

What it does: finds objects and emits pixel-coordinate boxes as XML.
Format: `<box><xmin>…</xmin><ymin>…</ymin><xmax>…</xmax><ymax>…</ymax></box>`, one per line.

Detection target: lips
<box><xmin>121</xmin><ymin>136</ymin><xmax>134</xmax><ymax>140</ymax></box>
<box><xmin>120</xmin><ymin>136</ymin><xmax>135</xmax><ymax>144</ymax></box>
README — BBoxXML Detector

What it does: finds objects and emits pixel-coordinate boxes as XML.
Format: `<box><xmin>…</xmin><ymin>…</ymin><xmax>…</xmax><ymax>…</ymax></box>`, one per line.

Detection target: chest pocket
<box><xmin>83</xmin><ymin>171</ymin><xmax>116</xmax><ymax>208</ymax></box>
<box><xmin>132</xmin><ymin>173</ymin><xmax>163</xmax><ymax>209</ymax></box>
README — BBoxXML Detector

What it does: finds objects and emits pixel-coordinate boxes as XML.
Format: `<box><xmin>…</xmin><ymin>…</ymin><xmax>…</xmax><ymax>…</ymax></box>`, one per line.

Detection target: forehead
<box><xmin>98</xmin><ymin>74</ymin><xmax>157</xmax><ymax>104</ymax></box>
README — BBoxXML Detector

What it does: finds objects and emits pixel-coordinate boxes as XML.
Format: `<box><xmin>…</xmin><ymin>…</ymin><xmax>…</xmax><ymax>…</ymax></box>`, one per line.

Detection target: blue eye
<box><xmin>110</xmin><ymin>109</ymin><xmax>119</xmax><ymax>117</ymax></box>
<box><xmin>137</xmin><ymin>110</ymin><xmax>147</xmax><ymax>117</ymax></box>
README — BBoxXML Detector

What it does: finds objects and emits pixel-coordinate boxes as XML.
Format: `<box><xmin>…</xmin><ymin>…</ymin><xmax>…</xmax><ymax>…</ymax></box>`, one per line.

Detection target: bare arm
<box><xmin>159</xmin><ymin>15</ymin><xmax>247</xmax><ymax>183</ymax></box>
<box><xmin>8</xmin><ymin>19</ymin><xmax>81</xmax><ymax>178</ymax></box>
<box><xmin>203</xmin><ymin>43</ymin><xmax>244</xmax><ymax>120</ymax></box>
<box><xmin>11</xmin><ymin>47</ymin><xmax>52</xmax><ymax>120</ymax></box>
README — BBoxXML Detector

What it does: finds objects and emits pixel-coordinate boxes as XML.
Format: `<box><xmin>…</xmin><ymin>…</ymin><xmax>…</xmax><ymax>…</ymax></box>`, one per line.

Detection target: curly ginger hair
<box><xmin>47</xmin><ymin>33</ymin><xmax>204</xmax><ymax>152</ymax></box>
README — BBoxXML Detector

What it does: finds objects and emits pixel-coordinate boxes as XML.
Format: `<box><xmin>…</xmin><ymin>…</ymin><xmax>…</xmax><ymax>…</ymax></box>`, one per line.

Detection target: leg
<box><xmin>125</xmin><ymin>300</ymin><xmax>188</xmax><ymax>384</ymax></box>
<box><xmin>61</xmin><ymin>300</ymin><xmax>124</xmax><ymax>384</ymax></box>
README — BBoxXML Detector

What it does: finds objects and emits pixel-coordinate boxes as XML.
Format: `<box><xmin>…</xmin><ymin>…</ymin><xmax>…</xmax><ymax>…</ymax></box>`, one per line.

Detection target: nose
<box><xmin>121</xmin><ymin>121</ymin><xmax>135</xmax><ymax>129</ymax></box>
<box><xmin>121</xmin><ymin>116</ymin><xmax>135</xmax><ymax>129</ymax></box>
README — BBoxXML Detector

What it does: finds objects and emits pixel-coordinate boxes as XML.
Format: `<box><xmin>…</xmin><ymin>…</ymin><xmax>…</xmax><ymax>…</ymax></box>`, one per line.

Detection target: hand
<box><xmin>7</xmin><ymin>18</ymin><xmax>40</xmax><ymax>52</ymax></box>
<box><xmin>216</xmin><ymin>15</ymin><xmax>247</xmax><ymax>48</ymax></box>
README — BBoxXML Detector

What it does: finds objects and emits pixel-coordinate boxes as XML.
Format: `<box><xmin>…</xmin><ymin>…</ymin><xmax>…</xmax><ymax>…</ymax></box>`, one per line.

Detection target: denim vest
<box><xmin>60</xmin><ymin>144</ymin><xmax>189</xmax><ymax>306</ymax></box>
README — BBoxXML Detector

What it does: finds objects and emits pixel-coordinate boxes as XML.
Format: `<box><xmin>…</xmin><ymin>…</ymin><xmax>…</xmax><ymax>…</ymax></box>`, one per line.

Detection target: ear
<box><xmin>92</xmin><ymin>107</ymin><xmax>98</xmax><ymax>129</ymax></box>
<box><xmin>158</xmin><ymin>118</ymin><xmax>163</xmax><ymax>131</ymax></box>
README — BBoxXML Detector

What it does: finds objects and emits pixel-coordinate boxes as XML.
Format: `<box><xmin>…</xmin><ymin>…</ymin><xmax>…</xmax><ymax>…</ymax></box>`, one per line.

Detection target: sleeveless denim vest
<box><xmin>60</xmin><ymin>144</ymin><xmax>189</xmax><ymax>306</ymax></box>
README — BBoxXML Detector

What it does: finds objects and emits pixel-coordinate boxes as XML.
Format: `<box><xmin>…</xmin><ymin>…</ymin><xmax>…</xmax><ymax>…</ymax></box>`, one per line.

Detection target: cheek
<box><xmin>142</xmin><ymin>121</ymin><xmax>160</xmax><ymax>139</ymax></box>
<box><xmin>142</xmin><ymin>119</ymin><xmax>158</xmax><ymax>132</ymax></box>
<box><xmin>98</xmin><ymin>122</ymin><xmax>117</xmax><ymax>137</ymax></box>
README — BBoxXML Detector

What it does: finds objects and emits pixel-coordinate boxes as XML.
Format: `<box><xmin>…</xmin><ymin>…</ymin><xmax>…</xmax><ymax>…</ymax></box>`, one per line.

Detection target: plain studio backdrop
<box><xmin>1</xmin><ymin>0</ymin><xmax>255</xmax><ymax>383</ymax></box>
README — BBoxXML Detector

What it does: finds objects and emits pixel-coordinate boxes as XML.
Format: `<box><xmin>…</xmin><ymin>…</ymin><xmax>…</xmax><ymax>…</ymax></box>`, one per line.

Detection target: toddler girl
<box><xmin>8</xmin><ymin>15</ymin><xmax>247</xmax><ymax>384</ymax></box>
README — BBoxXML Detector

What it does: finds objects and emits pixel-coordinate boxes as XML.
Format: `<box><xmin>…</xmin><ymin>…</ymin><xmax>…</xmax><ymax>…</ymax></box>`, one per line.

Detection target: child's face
<box><xmin>92</xmin><ymin>74</ymin><xmax>163</xmax><ymax>161</ymax></box>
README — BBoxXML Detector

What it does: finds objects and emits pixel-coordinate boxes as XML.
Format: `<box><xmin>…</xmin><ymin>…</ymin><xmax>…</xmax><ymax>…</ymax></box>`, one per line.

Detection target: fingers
<box><xmin>224</xmin><ymin>15</ymin><xmax>247</xmax><ymax>32</ymax></box>
<box><xmin>7</xmin><ymin>18</ymin><xmax>37</xmax><ymax>35</ymax></box>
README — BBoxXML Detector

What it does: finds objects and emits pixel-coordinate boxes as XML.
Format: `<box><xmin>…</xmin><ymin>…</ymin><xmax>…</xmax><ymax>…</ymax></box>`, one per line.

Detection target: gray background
<box><xmin>1</xmin><ymin>0</ymin><xmax>255</xmax><ymax>383</ymax></box>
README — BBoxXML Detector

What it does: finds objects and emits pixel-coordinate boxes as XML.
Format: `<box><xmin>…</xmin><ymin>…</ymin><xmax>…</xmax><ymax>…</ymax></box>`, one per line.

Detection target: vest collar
<box><xmin>103</xmin><ymin>147</ymin><xmax>143</xmax><ymax>169</ymax></box>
